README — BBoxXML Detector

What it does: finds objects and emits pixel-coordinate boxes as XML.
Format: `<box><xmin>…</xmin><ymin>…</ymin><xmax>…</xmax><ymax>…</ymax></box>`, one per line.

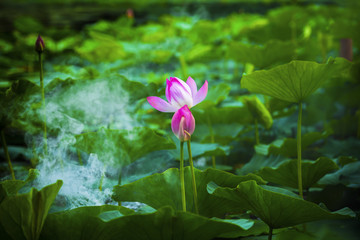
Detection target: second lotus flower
<box><xmin>147</xmin><ymin>77</ymin><xmax>208</xmax><ymax>112</ymax></box>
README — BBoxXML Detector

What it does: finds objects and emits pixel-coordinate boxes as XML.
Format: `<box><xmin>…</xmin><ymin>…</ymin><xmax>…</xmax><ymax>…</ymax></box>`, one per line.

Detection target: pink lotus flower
<box><xmin>147</xmin><ymin>77</ymin><xmax>208</xmax><ymax>112</ymax></box>
<box><xmin>171</xmin><ymin>105</ymin><xmax>195</xmax><ymax>142</ymax></box>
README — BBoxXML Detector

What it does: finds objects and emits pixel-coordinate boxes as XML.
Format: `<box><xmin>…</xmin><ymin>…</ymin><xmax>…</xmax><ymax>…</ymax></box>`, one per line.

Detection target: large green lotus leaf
<box><xmin>208</xmin><ymin>180</ymin><xmax>355</xmax><ymax>229</ymax></box>
<box><xmin>41</xmin><ymin>206</ymin><xmax>259</xmax><ymax>240</ymax></box>
<box><xmin>257</xmin><ymin>157</ymin><xmax>339</xmax><ymax>190</ymax></box>
<box><xmin>0</xmin><ymin>180</ymin><xmax>63</xmax><ymax>240</ymax></box>
<box><xmin>75</xmin><ymin>127</ymin><xmax>175</xmax><ymax>166</ymax></box>
<box><xmin>40</xmin><ymin>205</ymin><xmax>134</xmax><ymax>240</ymax></box>
<box><xmin>113</xmin><ymin>167</ymin><xmax>265</xmax><ymax>217</ymax></box>
<box><xmin>227</xmin><ymin>40</ymin><xmax>295</xmax><ymax>68</ymax></box>
<box><xmin>241</xmin><ymin>58</ymin><xmax>344</xmax><ymax>103</ymax></box>
<box><xmin>242</xmin><ymin>96</ymin><xmax>273</xmax><ymax>129</ymax></box>
<box><xmin>0</xmin><ymin>169</ymin><xmax>39</xmax><ymax>202</ymax></box>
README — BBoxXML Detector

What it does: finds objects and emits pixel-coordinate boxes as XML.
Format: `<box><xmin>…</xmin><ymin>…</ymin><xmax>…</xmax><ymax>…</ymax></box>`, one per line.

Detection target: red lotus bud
<box><xmin>126</xmin><ymin>9</ymin><xmax>134</xmax><ymax>19</ymax></box>
<box><xmin>35</xmin><ymin>35</ymin><xmax>45</xmax><ymax>53</ymax></box>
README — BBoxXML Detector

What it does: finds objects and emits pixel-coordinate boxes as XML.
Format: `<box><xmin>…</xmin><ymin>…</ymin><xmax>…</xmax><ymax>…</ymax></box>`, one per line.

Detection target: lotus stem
<box><xmin>1</xmin><ymin>129</ymin><xmax>15</xmax><ymax>180</ymax></box>
<box><xmin>234</xmin><ymin>62</ymin><xmax>239</xmax><ymax>79</ymax></box>
<box><xmin>255</xmin><ymin>118</ymin><xmax>260</xmax><ymax>145</ymax></box>
<box><xmin>297</xmin><ymin>102</ymin><xmax>303</xmax><ymax>198</ymax></box>
<box><xmin>180</xmin><ymin>141</ymin><xmax>186</xmax><ymax>211</ymax></box>
<box><xmin>187</xmin><ymin>139</ymin><xmax>199</xmax><ymax>214</ymax></box>
<box><xmin>268</xmin><ymin>226</ymin><xmax>273</xmax><ymax>240</ymax></box>
<box><xmin>118</xmin><ymin>170</ymin><xmax>122</xmax><ymax>206</ymax></box>
<box><xmin>207</xmin><ymin>115</ymin><xmax>216</xmax><ymax>168</ymax></box>
<box><xmin>179</xmin><ymin>55</ymin><xmax>188</xmax><ymax>80</ymax></box>
<box><xmin>99</xmin><ymin>165</ymin><xmax>106</xmax><ymax>191</ymax></box>
<box><xmin>77</xmin><ymin>149</ymin><xmax>83</xmax><ymax>165</ymax></box>
<box><xmin>39</xmin><ymin>52</ymin><xmax>48</xmax><ymax>155</ymax></box>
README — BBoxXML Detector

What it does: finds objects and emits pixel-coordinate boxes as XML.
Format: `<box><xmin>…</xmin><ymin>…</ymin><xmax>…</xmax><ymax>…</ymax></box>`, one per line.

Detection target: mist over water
<box><xmin>24</xmin><ymin>77</ymin><xmax>138</xmax><ymax>211</ymax></box>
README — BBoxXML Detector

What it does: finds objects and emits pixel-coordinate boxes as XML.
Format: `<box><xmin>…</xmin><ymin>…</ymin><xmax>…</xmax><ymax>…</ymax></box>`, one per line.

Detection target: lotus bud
<box><xmin>35</xmin><ymin>35</ymin><xmax>45</xmax><ymax>53</ymax></box>
<box><xmin>171</xmin><ymin>105</ymin><xmax>195</xmax><ymax>142</ymax></box>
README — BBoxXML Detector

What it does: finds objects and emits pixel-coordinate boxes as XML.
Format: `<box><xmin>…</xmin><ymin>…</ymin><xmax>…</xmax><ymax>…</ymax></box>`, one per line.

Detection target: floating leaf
<box><xmin>257</xmin><ymin>157</ymin><xmax>339</xmax><ymax>190</ymax></box>
<box><xmin>113</xmin><ymin>167</ymin><xmax>265</xmax><ymax>217</ymax></box>
<box><xmin>241</xmin><ymin>58</ymin><xmax>346</xmax><ymax>103</ymax></box>
<box><xmin>75</xmin><ymin>127</ymin><xmax>175</xmax><ymax>166</ymax></box>
<box><xmin>208</xmin><ymin>180</ymin><xmax>355</xmax><ymax>229</ymax></box>
<box><xmin>41</xmin><ymin>206</ymin><xmax>259</xmax><ymax>240</ymax></box>
<box><xmin>0</xmin><ymin>180</ymin><xmax>62</xmax><ymax>240</ymax></box>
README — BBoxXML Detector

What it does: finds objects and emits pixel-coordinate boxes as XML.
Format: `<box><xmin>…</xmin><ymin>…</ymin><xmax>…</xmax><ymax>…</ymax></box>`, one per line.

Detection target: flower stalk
<box><xmin>179</xmin><ymin>55</ymin><xmax>188</xmax><ymax>80</ymax></box>
<box><xmin>1</xmin><ymin>129</ymin><xmax>15</xmax><ymax>180</ymax></box>
<box><xmin>180</xmin><ymin>141</ymin><xmax>186</xmax><ymax>212</ymax></box>
<box><xmin>268</xmin><ymin>226</ymin><xmax>273</xmax><ymax>240</ymax></box>
<box><xmin>297</xmin><ymin>102</ymin><xmax>303</xmax><ymax>198</ymax></box>
<box><xmin>185</xmin><ymin>131</ymin><xmax>199</xmax><ymax>214</ymax></box>
<box><xmin>255</xmin><ymin>118</ymin><xmax>260</xmax><ymax>145</ymax></box>
<box><xmin>206</xmin><ymin>116</ymin><xmax>216</xmax><ymax>168</ymax></box>
<box><xmin>99</xmin><ymin>165</ymin><xmax>106</xmax><ymax>191</ymax></box>
<box><xmin>36</xmin><ymin>35</ymin><xmax>47</xmax><ymax>155</ymax></box>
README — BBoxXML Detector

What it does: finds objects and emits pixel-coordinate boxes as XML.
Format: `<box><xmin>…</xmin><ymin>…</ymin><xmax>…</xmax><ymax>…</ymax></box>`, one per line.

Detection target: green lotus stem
<box><xmin>297</xmin><ymin>102</ymin><xmax>303</xmax><ymax>199</ymax></box>
<box><xmin>1</xmin><ymin>129</ymin><xmax>15</xmax><ymax>180</ymax></box>
<box><xmin>180</xmin><ymin>141</ymin><xmax>186</xmax><ymax>212</ymax></box>
<box><xmin>118</xmin><ymin>170</ymin><xmax>122</xmax><ymax>206</ymax></box>
<box><xmin>234</xmin><ymin>62</ymin><xmax>239</xmax><ymax>79</ymax></box>
<box><xmin>99</xmin><ymin>165</ymin><xmax>106</xmax><ymax>191</ymax></box>
<box><xmin>207</xmin><ymin>116</ymin><xmax>216</xmax><ymax>168</ymax></box>
<box><xmin>255</xmin><ymin>118</ymin><xmax>260</xmax><ymax>145</ymax></box>
<box><xmin>187</xmin><ymin>139</ymin><xmax>199</xmax><ymax>214</ymax></box>
<box><xmin>179</xmin><ymin>55</ymin><xmax>188</xmax><ymax>79</ymax></box>
<box><xmin>39</xmin><ymin>52</ymin><xmax>48</xmax><ymax>155</ymax></box>
<box><xmin>268</xmin><ymin>226</ymin><xmax>273</xmax><ymax>240</ymax></box>
<box><xmin>211</xmin><ymin>156</ymin><xmax>216</xmax><ymax>168</ymax></box>
<box><xmin>290</xmin><ymin>20</ymin><xmax>298</xmax><ymax>60</ymax></box>
<box><xmin>77</xmin><ymin>149</ymin><xmax>83</xmax><ymax>165</ymax></box>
